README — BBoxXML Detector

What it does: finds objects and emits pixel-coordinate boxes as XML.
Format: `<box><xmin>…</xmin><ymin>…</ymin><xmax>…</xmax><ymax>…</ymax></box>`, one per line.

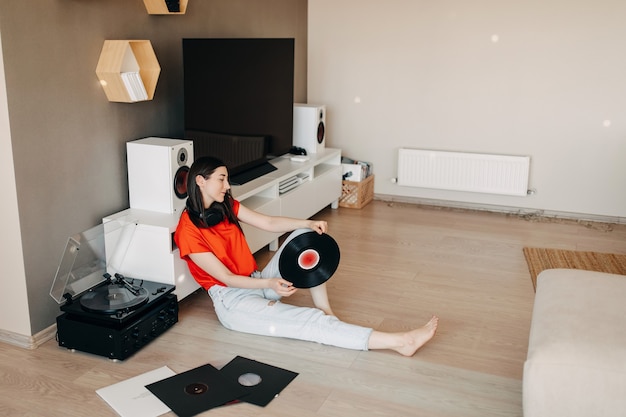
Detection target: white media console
<box><xmin>103</xmin><ymin>148</ymin><xmax>342</xmax><ymax>300</ymax></box>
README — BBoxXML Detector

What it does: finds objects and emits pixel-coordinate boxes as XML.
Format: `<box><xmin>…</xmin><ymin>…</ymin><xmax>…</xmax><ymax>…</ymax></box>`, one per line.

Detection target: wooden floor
<box><xmin>2</xmin><ymin>201</ymin><xmax>626</xmax><ymax>417</ymax></box>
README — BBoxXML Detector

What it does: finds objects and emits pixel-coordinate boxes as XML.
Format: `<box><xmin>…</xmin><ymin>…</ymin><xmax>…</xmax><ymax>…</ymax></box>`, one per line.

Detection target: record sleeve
<box><xmin>96</xmin><ymin>366</ymin><xmax>175</xmax><ymax>417</ymax></box>
<box><xmin>218</xmin><ymin>356</ymin><xmax>298</xmax><ymax>406</ymax></box>
<box><xmin>145</xmin><ymin>363</ymin><xmax>248</xmax><ymax>417</ymax></box>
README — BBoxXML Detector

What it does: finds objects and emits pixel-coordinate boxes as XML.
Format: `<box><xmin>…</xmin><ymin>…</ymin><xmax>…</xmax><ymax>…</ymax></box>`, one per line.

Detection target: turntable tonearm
<box><xmin>50</xmin><ymin>221</ymin><xmax>178</xmax><ymax>360</ymax></box>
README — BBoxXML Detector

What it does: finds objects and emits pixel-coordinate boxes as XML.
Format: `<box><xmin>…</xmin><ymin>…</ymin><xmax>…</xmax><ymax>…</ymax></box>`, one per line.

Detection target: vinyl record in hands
<box><xmin>278</xmin><ymin>231</ymin><xmax>340</xmax><ymax>288</ymax></box>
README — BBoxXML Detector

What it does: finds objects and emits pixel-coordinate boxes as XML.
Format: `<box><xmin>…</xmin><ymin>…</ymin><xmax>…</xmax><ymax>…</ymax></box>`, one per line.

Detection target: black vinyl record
<box><xmin>80</xmin><ymin>285</ymin><xmax>149</xmax><ymax>314</ymax></box>
<box><xmin>145</xmin><ymin>364</ymin><xmax>248</xmax><ymax>417</ymax></box>
<box><xmin>278</xmin><ymin>232</ymin><xmax>340</xmax><ymax>288</ymax></box>
<box><xmin>219</xmin><ymin>356</ymin><xmax>298</xmax><ymax>406</ymax></box>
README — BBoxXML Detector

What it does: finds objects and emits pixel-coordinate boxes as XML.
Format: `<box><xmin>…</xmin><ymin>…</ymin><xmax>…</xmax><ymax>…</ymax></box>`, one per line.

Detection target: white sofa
<box><xmin>523</xmin><ymin>269</ymin><xmax>626</xmax><ymax>417</ymax></box>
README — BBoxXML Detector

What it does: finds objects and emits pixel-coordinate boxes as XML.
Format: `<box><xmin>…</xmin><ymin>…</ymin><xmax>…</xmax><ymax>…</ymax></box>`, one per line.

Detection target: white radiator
<box><xmin>397</xmin><ymin>148</ymin><xmax>530</xmax><ymax>196</ymax></box>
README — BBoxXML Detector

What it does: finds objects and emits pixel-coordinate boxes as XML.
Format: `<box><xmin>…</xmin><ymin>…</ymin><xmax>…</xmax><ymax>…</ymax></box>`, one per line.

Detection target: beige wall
<box><xmin>0</xmin><ymin>30</ymin><xmax>31</xmax><ymax>337</ymax></box>
<box><xmin>308</xmin><ymin>0</ymin><xmax>626</xmax><ymax>220</ymax></box>
<box><xmin>0</xmin><ymin>0</ymin><xmax>307</xmax><ymax>340</ymax></box>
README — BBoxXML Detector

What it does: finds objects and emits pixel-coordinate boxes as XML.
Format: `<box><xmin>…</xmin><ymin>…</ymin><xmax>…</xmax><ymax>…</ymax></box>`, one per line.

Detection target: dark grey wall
<box><xmin>0</xmin><ymin>0</ymin><xmax>307</xmax><ymax>334</ymax></box>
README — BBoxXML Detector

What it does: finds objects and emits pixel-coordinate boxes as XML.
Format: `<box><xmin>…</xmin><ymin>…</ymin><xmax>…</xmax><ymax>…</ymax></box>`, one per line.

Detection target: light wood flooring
<box><xmin>2</xmin><ymin>200</ymin><xmax>626</xmax><ymax>417</ymax></box>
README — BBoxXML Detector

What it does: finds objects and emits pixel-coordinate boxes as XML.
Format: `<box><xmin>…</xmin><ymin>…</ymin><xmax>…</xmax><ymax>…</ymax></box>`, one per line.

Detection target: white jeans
<box><xmin>207</xmin><ymin>229</ymin><xmax>373</xmax><ymax>350</ymax></box>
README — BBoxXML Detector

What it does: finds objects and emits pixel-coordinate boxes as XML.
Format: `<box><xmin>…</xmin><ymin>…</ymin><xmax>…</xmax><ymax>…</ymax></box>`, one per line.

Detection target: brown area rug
<box><xmin>523</xmin><ymin>247</ymin><xmax>626</xmax><ymax>291</ymax></box>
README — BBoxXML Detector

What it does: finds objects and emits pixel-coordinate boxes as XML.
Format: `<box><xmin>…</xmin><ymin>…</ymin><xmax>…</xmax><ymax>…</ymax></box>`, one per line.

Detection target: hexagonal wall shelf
<box><xmin>143</xmin><ymin>0</ymin><xmax>188</xmax><ymax>15</ymax></box>
<box><xmin>96</xmin><ymin>40</ymin><xmax>161</xmax><ymax>103</ymax></box>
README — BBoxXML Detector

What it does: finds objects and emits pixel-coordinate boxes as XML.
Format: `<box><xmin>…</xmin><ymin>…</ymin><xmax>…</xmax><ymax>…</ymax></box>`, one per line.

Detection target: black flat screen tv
<box><xmin>182</xmin><ymin>38</ymin><xmax>295</xmax><ymax>185</ymax></box>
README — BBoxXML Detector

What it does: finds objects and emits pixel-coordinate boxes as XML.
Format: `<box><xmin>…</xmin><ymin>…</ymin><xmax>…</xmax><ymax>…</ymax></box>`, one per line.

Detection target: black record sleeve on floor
<box><xmin>218</xmin><ymin>356</ymin><xmax>299</xmax><ymax>406</ymax></box>
<box><xmin>145</xmin><ymin>363</ymin><xmax>248</xmax><ymax>417</ymax></box>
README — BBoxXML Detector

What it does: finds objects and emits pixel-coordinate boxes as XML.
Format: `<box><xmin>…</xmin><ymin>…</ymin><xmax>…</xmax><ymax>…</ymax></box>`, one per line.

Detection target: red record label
<box><xmin>298</xmin><ymin>249</ymin><xmax>320</xmax><ymax>270</ymax></box>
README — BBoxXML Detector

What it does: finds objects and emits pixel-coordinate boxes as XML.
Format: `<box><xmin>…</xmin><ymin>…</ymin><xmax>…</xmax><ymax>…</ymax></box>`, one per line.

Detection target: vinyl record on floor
<box><xmin>278</xmin><ymin>231</ymin><xmax>340</xmax><ymax>288</ymax></box>
<box><xmin>145</xmin><ymin>363</ymin><xmax>248</xmax><ymax>417</ymax></box>
<box><xmin>219</xmin><ymin>356</ymin><xmax>298</xmax><ymax>406</ymax></box>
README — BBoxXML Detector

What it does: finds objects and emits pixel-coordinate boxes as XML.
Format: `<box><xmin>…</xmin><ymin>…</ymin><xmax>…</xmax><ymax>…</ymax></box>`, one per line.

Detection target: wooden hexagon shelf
<box><xmin>96</xmin><ymin>40</ymin><xmax>161</xmax><ymax>103</ymax></box>
<box><xmin>143</xmin><ymin>0</ymin><xmax>188</xmax><ymax>15</ymax></box>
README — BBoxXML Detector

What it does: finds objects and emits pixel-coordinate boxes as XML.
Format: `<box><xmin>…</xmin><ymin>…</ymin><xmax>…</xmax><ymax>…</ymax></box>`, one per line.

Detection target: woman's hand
<box><xmin>269</xmin><ymin>278</ymin><xmax>298</xmax><ymax>297</ymax></box>
<box><xmin>308</xmin><ymin>220</ymin><xmax>328</xmax><ymax>234</ymax></box>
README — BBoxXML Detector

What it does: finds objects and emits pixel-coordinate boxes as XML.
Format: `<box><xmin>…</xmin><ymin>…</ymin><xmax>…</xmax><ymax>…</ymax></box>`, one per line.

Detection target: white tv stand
<box><xmin>102</xmin><ymin>148</ymin><xmax>342</xmax><ymax>300</ymax></box>
<box><xmin>232</xmin><ymin>147</ymin><xmax>342</xmax><ymax>253</ymax></box>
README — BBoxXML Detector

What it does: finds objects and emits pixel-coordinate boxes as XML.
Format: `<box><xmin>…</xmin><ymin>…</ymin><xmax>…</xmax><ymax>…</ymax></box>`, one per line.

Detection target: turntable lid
<box><xmin>50</xmin><ymin>224</ymin><xmax>107</xmax><ymax>304</ymax></box>
<box><xmin>50</xmin><ymin>216</ymin><xmax>138</xmax><ymax>304</ymax></box>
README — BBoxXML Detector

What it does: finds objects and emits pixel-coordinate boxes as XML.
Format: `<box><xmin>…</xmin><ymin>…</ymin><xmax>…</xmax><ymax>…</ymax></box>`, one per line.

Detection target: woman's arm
<box><xmin>236</xmin><ymin>203</ymin><xmax>328</xmax><ymax>234</ymax></box>
<box><xmin>188</xmin><ymin>251</ymin><xmax>297</xmax><ymax>296</ymax></box>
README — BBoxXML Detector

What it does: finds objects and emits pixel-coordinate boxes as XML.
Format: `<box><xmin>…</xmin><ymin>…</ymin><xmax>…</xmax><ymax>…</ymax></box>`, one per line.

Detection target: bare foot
<box><xmin>393</xmin><ymin>315</ymin><xmax>439</xmax><ymax>357</ymax></box>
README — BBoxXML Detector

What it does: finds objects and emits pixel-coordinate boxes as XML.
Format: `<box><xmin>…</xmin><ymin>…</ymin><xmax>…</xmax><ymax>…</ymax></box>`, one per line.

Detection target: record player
<box><xmin>50</xmin><ymin>221</ymin><xmax>178</xmax><ymax>360</ymax></box>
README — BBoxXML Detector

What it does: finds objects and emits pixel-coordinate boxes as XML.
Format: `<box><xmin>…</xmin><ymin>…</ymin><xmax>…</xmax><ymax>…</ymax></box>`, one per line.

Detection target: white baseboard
<box><xmin>374</xmin><ymin>194</ymin><xmax>626</xmax><ymax>225</ymax></box>
<box><xmin>0</xmin><ymin>324</ymin><xmax>56</xmax><ymax>350</ymax></box>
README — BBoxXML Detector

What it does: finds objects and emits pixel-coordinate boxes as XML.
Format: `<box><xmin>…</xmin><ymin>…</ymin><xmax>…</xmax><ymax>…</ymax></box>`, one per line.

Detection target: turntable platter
<box><xmin>80</xmin><ymin>285</ymin><xmax>149</xmax><ymax>314</ymax></box>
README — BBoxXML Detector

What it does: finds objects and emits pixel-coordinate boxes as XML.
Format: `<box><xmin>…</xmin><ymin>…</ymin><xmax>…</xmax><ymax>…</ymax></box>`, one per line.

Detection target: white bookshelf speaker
<box><xmin>127</xmin><ymin>137</ymin><xmax>194</xmax><ymax>214</ymax></box>
<box><xmin>293</xmin><ymin>103</ymin><xmax>326</xmax><ymax>154</ymax></box>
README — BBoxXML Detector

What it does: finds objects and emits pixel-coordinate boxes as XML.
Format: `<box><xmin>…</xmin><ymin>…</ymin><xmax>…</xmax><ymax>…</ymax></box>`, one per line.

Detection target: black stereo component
<box><xmin>50</xmin><ymin>223</ymin><xmax>180</xmax><ymax>361</ymax></box>
<box><xmin>56</xmin><ymin>294</ymin><xmax>178</xmax><ymax>361</ymax></box>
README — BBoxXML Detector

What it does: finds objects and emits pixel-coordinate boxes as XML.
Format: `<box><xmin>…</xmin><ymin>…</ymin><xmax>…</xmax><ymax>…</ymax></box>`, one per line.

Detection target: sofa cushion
<box><xmin>523</xmin><ymin>268</ymin><xmax>626</xmax><ymax>417</ymax></box>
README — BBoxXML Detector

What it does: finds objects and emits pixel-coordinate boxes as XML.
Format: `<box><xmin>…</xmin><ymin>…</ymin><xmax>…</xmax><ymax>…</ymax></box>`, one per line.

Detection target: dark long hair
<box><xmin>185</xmin><ymin>156</ymin><xmax>242</xmax><ymax>230</ymax></box>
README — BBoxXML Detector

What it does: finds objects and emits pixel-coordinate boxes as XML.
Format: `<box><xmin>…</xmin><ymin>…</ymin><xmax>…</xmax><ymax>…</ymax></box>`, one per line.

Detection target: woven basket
<box><xmin>339</xmin><ymin>175</ymin><xmax>374</xmax><ymax>209</ymax></box>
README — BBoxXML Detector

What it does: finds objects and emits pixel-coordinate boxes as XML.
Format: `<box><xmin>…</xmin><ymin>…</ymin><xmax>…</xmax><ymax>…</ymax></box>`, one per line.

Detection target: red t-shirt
<box><xmin>174</xmin><ymin>200</ymin><xmax>257</xmax><ymax>289</ymax></box>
